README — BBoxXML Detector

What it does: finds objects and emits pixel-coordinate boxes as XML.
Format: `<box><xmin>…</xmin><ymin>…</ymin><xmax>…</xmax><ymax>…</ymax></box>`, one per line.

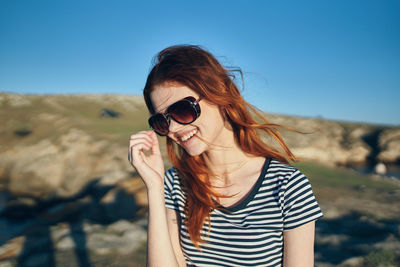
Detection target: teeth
<box><xmin>180</xmin><ymin>129</ymin><xmax>198</xmax><ymax>142</ymax></box>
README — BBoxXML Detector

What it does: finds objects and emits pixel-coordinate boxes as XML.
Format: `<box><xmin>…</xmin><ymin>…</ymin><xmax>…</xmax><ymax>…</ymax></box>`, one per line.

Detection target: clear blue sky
<box><xmin>0</xmin><ymin>0</ymin><xmax>399</xmax><ymax>125</ymax></box>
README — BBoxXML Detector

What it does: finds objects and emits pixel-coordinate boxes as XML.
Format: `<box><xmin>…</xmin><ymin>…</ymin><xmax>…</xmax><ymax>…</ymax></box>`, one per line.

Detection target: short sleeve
<box><xmin>164</xmin><ymin>168</ymin><xmax>180</xmax><ymax>211</ymax></box>
<box><xmin>282</xmin><ymin>169</ymin><xmax>323</xmax><ymax>230</ymax></box>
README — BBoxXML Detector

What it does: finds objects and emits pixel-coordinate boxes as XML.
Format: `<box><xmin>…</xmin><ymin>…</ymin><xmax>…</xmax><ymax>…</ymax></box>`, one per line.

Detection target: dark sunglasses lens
<box><xmin>149</xmin><ymin>114</ymin><xmax>169</xmax><ymax>135</ymax></box>
<box><xmin>169</xmin><ymin>100</ymin><xmax>196</xmax><ymax>124</ymax></box>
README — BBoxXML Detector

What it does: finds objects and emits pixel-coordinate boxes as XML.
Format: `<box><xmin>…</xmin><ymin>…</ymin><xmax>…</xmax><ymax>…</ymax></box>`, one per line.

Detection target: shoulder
<box><xmin>265</xmin><ymin>159</ymin><xmax>312</xmax><ymax>191</ymax></box>
<box><xmin>268</xmin><ymin>158</ymin><xmax>299</xmax><ymax>180</ymax></box>
<box><xmin>163</xmin><ymin>167</ymin><xmax>186</xmax><ymax>211</ymax></box>
<box><xmin>164</xmin><ymin>166</ymin><xmax>183</xmax><ymax>190</ymax></box>
<box><xmin>165</xmin><ymin>166</ymin><xmax>179</xmax><ymax>178</ymax></box>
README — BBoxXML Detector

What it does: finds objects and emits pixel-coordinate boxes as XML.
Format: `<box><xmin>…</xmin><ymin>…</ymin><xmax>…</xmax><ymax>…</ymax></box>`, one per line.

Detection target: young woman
<box><xmin>129</xmin><ymin>45</ymin><xmax>323</xmax><ymax>267</ymax></box>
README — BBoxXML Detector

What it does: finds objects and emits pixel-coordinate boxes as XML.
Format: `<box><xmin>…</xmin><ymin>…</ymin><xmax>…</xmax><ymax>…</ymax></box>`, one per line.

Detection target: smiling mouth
<box><xmin>180</xmin><ymin>129</ymin><xmax>198</xmax><ymax>142</ymax></box>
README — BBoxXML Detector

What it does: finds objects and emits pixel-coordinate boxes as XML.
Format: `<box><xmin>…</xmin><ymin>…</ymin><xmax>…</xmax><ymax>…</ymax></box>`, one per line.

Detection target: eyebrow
<box><xmin>153</xmin><ymin>98</ymin><xmax>173</xmax><ymax>114</ymax></box>
<box><xmin>154</xmin><ymin>96</ymin><xmax>185</xmax><ymax>114</ymax></box>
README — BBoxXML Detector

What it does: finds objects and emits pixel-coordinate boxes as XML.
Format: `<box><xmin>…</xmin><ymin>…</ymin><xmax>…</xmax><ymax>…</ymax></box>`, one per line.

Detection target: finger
<box><xmin>130</xmin><ymin>143</ymin><xmax>152</xmax><ymax>171</ymax></box>
<box><xmin>129</xmin><ymin>132</ymin><xmax>153</xmax><ymax>143</ymax></box>
<box><xmin>131</xmin><ymin>130</ymin><xmax>152</xmax><ymax>136</ymax></box>
<box><xmin>130</xmin><ymin>142</ymin><xmax>152</xmax><ymax>155</ymax></box>
<box><xmin>129</xmin><ymin>136</ymin><xmax>153</xmax><ymax>148</ymax></box>
<box><xmin>148</xmin><ymin>131</ymin><xmax>162</xmax><ymax>155</ymax></box>
<box><xmin>129</xmin><ymin>143</ymin><xmax>151</xmax><ymax>163</ymax></box>
<box><xmin>130</xmin><ymin>130</ymin><xmax>152</xmax><ymax>138</ymax></box>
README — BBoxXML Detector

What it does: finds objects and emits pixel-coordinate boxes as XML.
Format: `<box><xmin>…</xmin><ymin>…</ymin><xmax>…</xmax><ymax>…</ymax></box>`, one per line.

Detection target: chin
<box><xmin>182</xmin><ymin>143</ymin><xmax>206</xmax><ymax>157</ymax></box>
<box><xmin>183</xmin><ymin>148</ymin><xmax>203</xmax><ymax>157</ymax></box>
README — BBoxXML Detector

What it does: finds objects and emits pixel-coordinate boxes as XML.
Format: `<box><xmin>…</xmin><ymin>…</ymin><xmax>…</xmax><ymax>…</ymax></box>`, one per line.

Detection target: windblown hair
<box><xmin>143</xmin><ymin>45</ymin><xmax>296</xmax><ymax>247</ymax></box>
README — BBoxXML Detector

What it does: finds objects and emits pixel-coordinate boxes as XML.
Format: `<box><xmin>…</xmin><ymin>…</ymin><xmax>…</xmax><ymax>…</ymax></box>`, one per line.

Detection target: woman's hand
<box><xmin>130</xmin><ymin>131</ymin><xmax>184</xmax><ymax>267</ymax></box>
<box><xmin>129</xmin><ymin>130</ymin><xmax>165</xmax><ymax>189</ymax></box>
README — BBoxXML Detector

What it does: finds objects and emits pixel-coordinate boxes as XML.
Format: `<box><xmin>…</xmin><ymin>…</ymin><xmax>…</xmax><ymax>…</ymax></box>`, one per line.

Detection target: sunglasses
<box><xmin>148</xmin><ymin>96</ymin><xmax>201</xmax><ymax>136</ymax></box>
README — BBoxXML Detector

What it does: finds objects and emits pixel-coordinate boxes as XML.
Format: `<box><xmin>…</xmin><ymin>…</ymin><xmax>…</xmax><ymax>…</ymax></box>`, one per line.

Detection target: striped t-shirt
<box><xmin>164</xmin><ymin>158</ymin><xmax>323</xmax><ymax>267</ymax></box>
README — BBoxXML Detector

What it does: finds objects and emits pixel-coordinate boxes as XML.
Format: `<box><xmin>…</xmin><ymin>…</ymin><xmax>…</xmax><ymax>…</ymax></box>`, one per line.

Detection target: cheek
<box><xmin>167</xmin><ymin>134</ymin><xmax>179</xmax><ymax>143</ymax></box>
<box><xmin>199</xmin><ymin>108</ymin><xmax>225</xmax><ymax>135</ymax></box>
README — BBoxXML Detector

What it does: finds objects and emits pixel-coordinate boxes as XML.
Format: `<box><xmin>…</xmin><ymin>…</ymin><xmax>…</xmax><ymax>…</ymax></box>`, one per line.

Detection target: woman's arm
<box><xmin>166</xmin><ymin>208</ymin><xmax>187</xmax><ymax>266</ymax></box>
<box><xmin>129</xmin><ymin>131</ymin><xmax>184</xmax><ymax>267</ymax></box>
<box><xmin>283</xmin><ymin>221</ymin><xmax>316</xmax><ymax>267</ymax></box>
<box><xmin>146</xmin><ymin>188</ymin><xmax>186</xmax><ymax>267</ymax></box>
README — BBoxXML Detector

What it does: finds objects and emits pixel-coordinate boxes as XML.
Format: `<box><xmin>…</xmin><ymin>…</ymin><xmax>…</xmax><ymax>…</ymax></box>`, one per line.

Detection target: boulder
<box><xmin>1</xmin><ymin>128</ymin><xmax>132</xmax><ymax>200</ymax></box>
<box><xmin>378</xmin><ymin>129</ymin><xmax>400</xmax><ymax>163</ymax></box>
<box><xmin>99</xmin><ymin>108</ymin><xmax>121</xmax><ymax>118</ymax></box>
<box><xmin>269</xmin><ymin>115</ymin><xmax>371</xmax><ymax>166</ymax></box>
<box><xmin>374</xmin><ymin>162</ymin><xmax>387</xmax><ymax>175</ymax></box>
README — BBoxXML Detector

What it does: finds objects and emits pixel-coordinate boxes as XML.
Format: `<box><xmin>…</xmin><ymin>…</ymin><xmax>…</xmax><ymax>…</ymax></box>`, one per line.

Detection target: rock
<box><xmin>50</xmin><ymin>223</ymin><xmax>71</xmax><ymax>244</ymax></box>
<box><xmin>107</xmin><ymin>219</ymin><xmax>136</xmax><ymax>234</ymax></box>
<box><xmin>0</xmin><ymin>261</ymin><xmax>13</xmax><ymax>267</ymax></box>
<box><xmin>270</xmin><ymin>115</ymin><xmax>371</xmax><ymax>166</ymax></box>
<box><xmin>82</xmin><ymin>222</ymin><xmax>102</xmax><ymax>233</ymax></box>
<box><xmin>96</xmin><ymin>186</ymin><xmax>140</xmax><ymax>222</ymax></box>
<box><xmin>374</xmin><ymin>162</ymin><xmax>387</xmax><ymax>175</ymax></box>
<box><xmin>7</xmin><ymin>139</ymin><xmax>64</xmax><ymax>199</ymax></box>
<box><xmin>339</xmin><ymin>256</ymin><xmax>363</xmax><ymax>266</ymax></box>
<box><xmin>38</xmin><ymin>196</ymin><xmax>92</xmax><ymax>222</ymax></box>
<box><xmin>55</xmin><ymin>235</ymin><xmax>75</xmax><ymax>250</ymax></box>
<box><xmin>2</xmin><ymin>219</ymin><xmax>147</xmax><ymax>263</ymax></box>
<box><xmin>75</xmin><ymin>94</ymin><xmax>144</xmax><ymax>112</ymax></box>
<box><xmin>0</xmin><ymin>236</ymin><xmax>24</xmax><ymax>261</ymax></box>
<box><xmin>1</xmin><ymin>128</ymin><xmax>131</xmax><ymax>201</ymax></box>
<box><xmin>1</xmin><ymin>198</ymin><xmax>38</xmax><ymax>219</ymax></box>
<box><xmin>0</xmin><ymin>94</ymin><xmax>32</xmax><ymax>107</ymax></box>
<box><xmin>100</xmin><ymin>108</ymin><xmax>121</xmax><ymax>118</ymax></box>
<box><xmin>373</xmin><ymin>234</ymin><xmax>400</xmax><ymax>252</ymax></box>
<box><xmin>378</xmin><ymin>129</ymin><xmax>400</xmax><ymax>163</ymax></box>
<box><xmin>86</xmin><ymin>220</ymin><xmax>147</xmax><ymax>255</ymax></box>
<box><xmin>0</xmin><ymin>191</ymin><xmax>11</xmax><ymax>214</ymax></box>
<box><xmin>321</xmin><ymin>205</ymin><xmax>344</xmax><ymax>219</ymax></box>
<box><xmin>1</xmin><ymin>93</ymin><xmax>399</xmax><ymax>207</ymax></box>
<box><xmin>18</xmin><ymin>252</ymin><xmax>54</xmax><ymax>266</ymax></box>
<box><xmin>13</xmin><ymin>128</ymin><xmax>32</xmax><ymax>137</ymax></box>
<box><xmin>98</xmin><ymin>171</ymin><xmax>129</xmax><ymax>186</ymax></box>
<box><xmin>118</xmin><ymin>178</ymin><xmax>147</xmax><ymax>207</ymax></box>
<box><xmin>316</xmin><ymin>233</ymin><xmax>349</xmax><ymax>246</ymax></box>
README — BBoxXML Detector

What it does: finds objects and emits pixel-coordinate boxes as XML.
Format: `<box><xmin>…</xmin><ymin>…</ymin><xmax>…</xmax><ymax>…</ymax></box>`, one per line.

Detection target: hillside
<box><xmin>0</xmin><ymin>92</ymin><xmax>399</xmax><ymax>266</ymax></box>
<box><xmin>0</xmin><ymin>92</ymin><xmax>399</xmax><ymax>201</ymax></box>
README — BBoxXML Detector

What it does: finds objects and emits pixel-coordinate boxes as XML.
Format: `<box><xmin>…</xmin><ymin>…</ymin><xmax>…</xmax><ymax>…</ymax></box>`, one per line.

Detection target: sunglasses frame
<box><xmin>148</xmin><ymin>96</ymin><xmax>202</xmax><ymax>136</ymax></box>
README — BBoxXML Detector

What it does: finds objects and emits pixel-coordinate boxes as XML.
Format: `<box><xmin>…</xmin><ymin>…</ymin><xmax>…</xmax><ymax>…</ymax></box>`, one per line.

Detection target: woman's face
<box><xmin>150</xmin><ymin>83</ymin><xmax>228</xmax><ymax>156</ymax></box>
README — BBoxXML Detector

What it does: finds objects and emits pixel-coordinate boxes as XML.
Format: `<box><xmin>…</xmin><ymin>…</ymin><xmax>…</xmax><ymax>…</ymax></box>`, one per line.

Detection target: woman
<box><xmin>129</xmin><ymin>45</ymin><xmax>323</xmax><ymax>267</ymax></box>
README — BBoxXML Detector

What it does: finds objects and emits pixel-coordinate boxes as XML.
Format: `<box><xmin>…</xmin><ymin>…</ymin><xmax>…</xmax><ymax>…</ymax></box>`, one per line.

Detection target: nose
<box><xmin>168</xmin><ymin>118</ymin><xmax>183</xmax><ymax>133</ymax></box>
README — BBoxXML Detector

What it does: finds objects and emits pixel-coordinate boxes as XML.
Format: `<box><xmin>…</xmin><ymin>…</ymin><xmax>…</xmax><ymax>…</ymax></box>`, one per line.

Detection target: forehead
<box><xmin>150</xmin><ymin>83</ymin><xmax>198</xmax><ymax>113</ymax></box>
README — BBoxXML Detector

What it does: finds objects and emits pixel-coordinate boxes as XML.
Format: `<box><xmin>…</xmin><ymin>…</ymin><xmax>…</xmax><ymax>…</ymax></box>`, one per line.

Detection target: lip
<box><xmin>175</xmin><ymin>128</ymin><xmax>198</xmax><ymax>144</ymax></box>
<box><xmin>176</xmin><ymin>128</ymin><xmax>196</xmax><ymax>138</ymax></box>
<box><xmin>180</xmin><ymin>134</ymin><xmax>197</xmax><ymax>146</ymax></box>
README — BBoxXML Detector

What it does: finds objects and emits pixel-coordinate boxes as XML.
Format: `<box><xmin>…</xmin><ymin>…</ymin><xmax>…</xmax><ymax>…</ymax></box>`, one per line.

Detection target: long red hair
<box><xmin>143</xmin><ymin>45</ymin><xmax>296</xmax><ymax>247</ymax></box>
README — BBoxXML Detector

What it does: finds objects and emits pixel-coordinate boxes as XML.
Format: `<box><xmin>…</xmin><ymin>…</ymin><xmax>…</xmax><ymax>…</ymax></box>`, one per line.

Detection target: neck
<box><xmin>203</xmin><ymin>126</ymin><xmax>250</xmax><ymax>178</ymax></box>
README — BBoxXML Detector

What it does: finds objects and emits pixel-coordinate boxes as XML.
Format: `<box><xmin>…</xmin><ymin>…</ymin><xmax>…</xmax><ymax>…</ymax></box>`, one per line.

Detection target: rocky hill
<box><xmin>269</xmin><ymin>114</ymin><xmax>400</xmax><ymax>167</ymax></box>
<box><xmin>0</xmin><ymin>92</ymin><xmax>399</xmax><ymax>202</ymax></box>
<box><xmin>0</xmin><ymin>92</ymin><xmax>399</xmax><ymax>266</ymax></box>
